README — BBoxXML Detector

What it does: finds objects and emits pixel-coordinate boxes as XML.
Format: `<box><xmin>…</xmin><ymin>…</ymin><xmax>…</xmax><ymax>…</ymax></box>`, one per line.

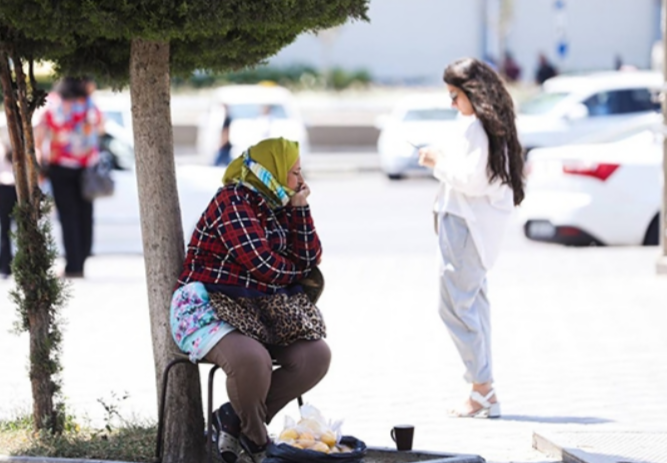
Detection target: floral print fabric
<box><xmin>170</xmin><ymin>282</ymin><xmax>235</xmax><ymax>362</ymax></box>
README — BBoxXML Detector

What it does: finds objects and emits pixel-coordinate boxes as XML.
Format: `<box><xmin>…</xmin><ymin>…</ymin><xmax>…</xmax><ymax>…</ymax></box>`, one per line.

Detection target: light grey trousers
<box><xmin>437</xmin><ymin>213</ymin><xmax>493</xmax><ymax>384</ymax></box>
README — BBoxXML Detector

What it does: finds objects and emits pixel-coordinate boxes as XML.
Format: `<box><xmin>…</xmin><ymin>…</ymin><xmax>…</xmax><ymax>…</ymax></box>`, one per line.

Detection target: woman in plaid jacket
<box><xmin>170</xmin><ymin>138</ymin><xmax>329</xmax><ymax>463</ymax></box>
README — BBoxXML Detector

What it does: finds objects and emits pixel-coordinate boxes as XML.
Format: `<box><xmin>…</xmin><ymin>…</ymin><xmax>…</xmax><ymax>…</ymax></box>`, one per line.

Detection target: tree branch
<box><xmin>27</xmin><ymin>58</ymin><xmax>47</xmax><ymax>116</ymax></box>
<box><xmin>0</xmin><ymin>50</ymin><xmax>30</xmax><ymax>204</ymax></box>
<box><xmin>12</xmin><ymin>50</ymin><xmax>41</xmax><ymax>204</ymax></box>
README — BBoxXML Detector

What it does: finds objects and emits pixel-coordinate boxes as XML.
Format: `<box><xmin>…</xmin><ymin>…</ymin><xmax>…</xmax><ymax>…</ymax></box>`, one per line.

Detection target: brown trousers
<box><xmin>206</xmin><ymin>331</ymin><xmax>331</xmax><ymax>445</ymax></box>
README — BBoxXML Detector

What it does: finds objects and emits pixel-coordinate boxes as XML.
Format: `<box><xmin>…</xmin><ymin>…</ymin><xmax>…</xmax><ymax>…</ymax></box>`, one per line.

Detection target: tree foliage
<box><xmin>1</xmin><ymin>0</ymin><xmax>369</xmax><ymax>81</ymax></box>
<box><xmin>1</xmin><ymin>0</ymin><xmax>369</xmax><ymax>457</ymax></box>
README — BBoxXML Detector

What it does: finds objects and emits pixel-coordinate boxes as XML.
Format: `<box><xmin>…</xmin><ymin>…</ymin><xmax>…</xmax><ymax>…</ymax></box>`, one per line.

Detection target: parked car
<box><xmin>376</xmin><ymin>93</ymin><xmax>458</xmax><ymax>179</ymax></box>
<box><xmin>520</xmin><ymin>125</ymin><xmax>662</xmax><ymax>246</ymax></box>
<box><xmin>197</xmin><ymin>84</ymin><xmax>309</xmax><ymax>162</ymax></box>
<box><xmin>517</xmin><ymin>71</ymin><xmax>662</xmax><ymax>152</ymax></box>
<box><xmin>93</xmin><ymin>91</ymin><xmax>133</xmax><ymax>137</ymax></box>
<box><xmin>92</xmin><ymin>122</ymin><xmax>226</xmax><ymax>254</ymax></box>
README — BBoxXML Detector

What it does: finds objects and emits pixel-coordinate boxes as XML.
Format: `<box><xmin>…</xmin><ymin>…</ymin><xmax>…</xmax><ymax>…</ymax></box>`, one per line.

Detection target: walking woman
<box><xmin>418</xmin><ymin>58</ymin><xmax>525</xmax><ymax>418</ymax></box>
<box><xmin>0</xmin><ymin>142</ymin><xmax>17</xmax><ymax>278</ymax></box>
<box><xmin>35</xmin><ymin>77</ymin><xmax>104</xmax><ymax>278</ymax></box>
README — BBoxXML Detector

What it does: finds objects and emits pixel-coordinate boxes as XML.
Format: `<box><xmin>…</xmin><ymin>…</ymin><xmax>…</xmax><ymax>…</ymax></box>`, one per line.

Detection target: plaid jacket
<box><xmin>176</xmin><ymin>183</ymin><xmax>322</xmax><ymax>294</ymax></box>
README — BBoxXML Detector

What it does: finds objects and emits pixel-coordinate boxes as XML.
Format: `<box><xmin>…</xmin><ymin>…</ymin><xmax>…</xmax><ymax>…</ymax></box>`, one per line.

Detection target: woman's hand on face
<box><xmin>418</xmin><ymin>147</ymin><xmax>439</xmax><ymax>169</ymax></box>
<box><xmin>289</xmin><ymin>183</ymin><xmax>310</xmax><ymax>207</ymax></box>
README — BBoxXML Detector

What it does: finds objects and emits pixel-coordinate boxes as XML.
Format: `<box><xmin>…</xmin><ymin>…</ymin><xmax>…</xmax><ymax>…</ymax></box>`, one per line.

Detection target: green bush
<box><xmin>172</xmin><ymin>64</ymin><xmax>372</xmax><ymax>91</ymax></box>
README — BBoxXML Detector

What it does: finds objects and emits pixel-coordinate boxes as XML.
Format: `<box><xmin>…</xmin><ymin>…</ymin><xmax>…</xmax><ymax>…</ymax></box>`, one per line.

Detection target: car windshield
<box><xmin>519</xmin><ymin>92</ymin><xmax>569</xmax><ymax>115</ymax></box>
<box><xmin>227</xmin><ymin>104</ymin><xmax>288</xmax><ymax>120</ymax></box>
<box><xmin>402</xmin><ymin>108</ymin><xmax>457</xmax><ymax>121</ymax></box>
<box><xmin>103</xmin><ymin>110</ymin><xmax>126</xmax><ymax>127</ymax></box>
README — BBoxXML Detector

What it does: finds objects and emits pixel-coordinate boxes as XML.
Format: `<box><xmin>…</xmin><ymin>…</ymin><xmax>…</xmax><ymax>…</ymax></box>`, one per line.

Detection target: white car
<box><xmin>197</xmin><ymin>84</ymin><xmax>309</xmax><ymax>162</ymax></box>
<box><xmin>91</xmin><ymin>126</ymin><xmax>225</xmax><ymax>254</ymax></box>
<box><xmin>517</xmin><ymin>71</ymin><xmax>662</xmax><ymax>151</ymax></box>
<box><xmin>520</xmin><ymin>123</ymin><xmax>662</xmax><ymax>246</ymax></box>
<box><xmin>93</xmin><ymin>91</ymin><xmax>133</xmax><ymax>137</ymax></box>
<box><xmin>376</xmin><ymin>94</ymin><xmax>457</xmax><ymax>180</ymax></box>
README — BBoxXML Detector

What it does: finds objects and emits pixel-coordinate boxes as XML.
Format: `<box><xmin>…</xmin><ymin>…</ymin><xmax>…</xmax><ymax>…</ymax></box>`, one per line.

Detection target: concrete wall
<box><xmin>269</xmin><ymin>0</ymin><xmax>660</xmax><ymax>84</ymax></box>
<box><xmin>269</xmin><ymin>0</ymin><xmax>484</xmax><ymax>85</ymax></box>
<box><xmin>507</xmin><ymin>0</ymin><xmax>661</xmax><ymax>79</ymax></box>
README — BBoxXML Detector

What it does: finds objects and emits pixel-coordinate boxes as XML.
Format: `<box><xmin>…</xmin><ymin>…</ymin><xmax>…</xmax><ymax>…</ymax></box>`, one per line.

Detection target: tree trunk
<box><xmin>129</xmin><ymin>38</ymin><xmax>205</xmax><ymax>463</ymax></box>
<box><xmin>28</xmin><ymin>307</ymin><xmax>56</xmax><ymax>429</ymax></box>
<box><xmin>0</xmin><ymin>51</ymin><xmax>63</xmax><ymax>434</ymax></box>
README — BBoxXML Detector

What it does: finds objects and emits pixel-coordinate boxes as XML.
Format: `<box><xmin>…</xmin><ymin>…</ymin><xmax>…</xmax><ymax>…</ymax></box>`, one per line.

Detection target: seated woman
<box><xmin>170</xmin><ymin>138</ymin><xmax>330</xmax><ymax>463</ymax></box>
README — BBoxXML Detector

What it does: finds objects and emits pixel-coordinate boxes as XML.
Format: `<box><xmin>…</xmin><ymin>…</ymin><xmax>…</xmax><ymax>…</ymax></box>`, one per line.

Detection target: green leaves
<box><xmin>0</xmin><ymin>0</ymin><xmax>369</xmax><ymax>83</ymax></box>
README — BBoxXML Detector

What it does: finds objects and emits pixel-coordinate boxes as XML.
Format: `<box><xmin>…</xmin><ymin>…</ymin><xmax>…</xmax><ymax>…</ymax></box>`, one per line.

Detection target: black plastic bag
<box><xmin>264</xmin><ymin>436</ymin><xmax>367</xmax><ymax>463</ymax></box>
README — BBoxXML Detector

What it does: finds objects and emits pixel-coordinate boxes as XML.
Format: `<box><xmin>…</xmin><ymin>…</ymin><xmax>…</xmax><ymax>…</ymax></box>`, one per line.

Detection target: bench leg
<box><xmin>207</xmin><ymin>365</ymin><xmax>220</xmax><ymax>463</ymax></box>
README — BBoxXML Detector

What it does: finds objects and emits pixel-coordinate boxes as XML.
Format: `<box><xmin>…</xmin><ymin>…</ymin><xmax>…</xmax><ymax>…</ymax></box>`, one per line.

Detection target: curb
<box><xmin>0</xmin><ymin>457</ymin><xmax>135</xmax><ymax>463</ymax></box>
<box><xmin>1</xmin><ymin>447</ymin><xmax>485</xmax><ymax>463</ymax></box>
<box><xmin>533</xmin><ymin>430</ymin><xmax>667</xmax><ymax>463</ymax></box>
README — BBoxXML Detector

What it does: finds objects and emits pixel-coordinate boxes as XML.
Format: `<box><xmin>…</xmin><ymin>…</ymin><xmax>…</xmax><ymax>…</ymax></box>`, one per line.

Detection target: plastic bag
<box><xmin>81</xmin><ymin>151</ymin><xmax>115</xmax><ymax>201</ymax></box>
<box><xmin>265</xmin><ymin>436</ymin><xmax>366</xmax><ymax>463</ymax></box>
<box><xmin>266</xmin><ymin>405</ymin><xmax>366</xmax><ymax>463</ymax></box>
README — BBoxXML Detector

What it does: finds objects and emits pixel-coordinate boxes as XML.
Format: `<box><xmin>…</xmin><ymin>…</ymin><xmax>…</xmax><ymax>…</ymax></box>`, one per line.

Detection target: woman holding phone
<box><xmin>418</xmin><ymin>58</ymin><xmax>525</xmax><ymax>418</ymax></box>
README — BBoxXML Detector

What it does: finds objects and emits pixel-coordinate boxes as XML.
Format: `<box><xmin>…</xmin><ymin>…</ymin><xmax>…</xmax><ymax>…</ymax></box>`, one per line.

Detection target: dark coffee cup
<box><xmin>390</xmin><ymin>425</ymin><xmax>414</xmax><ymax>451</ymax></box>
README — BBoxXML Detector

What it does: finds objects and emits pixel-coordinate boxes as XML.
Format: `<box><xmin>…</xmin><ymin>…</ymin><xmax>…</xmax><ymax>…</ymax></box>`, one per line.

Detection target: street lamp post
<box><xmin>659</xmin><ymin>0</ymin><xmax>667</xmax><ymax>274</ymax></box>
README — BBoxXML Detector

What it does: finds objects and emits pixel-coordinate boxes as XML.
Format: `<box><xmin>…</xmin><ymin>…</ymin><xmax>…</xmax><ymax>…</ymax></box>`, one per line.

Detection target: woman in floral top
<box><xmin>170</xmin><ymin>138</ymin><xmax>329</xmax><ymax>463</ymax></box>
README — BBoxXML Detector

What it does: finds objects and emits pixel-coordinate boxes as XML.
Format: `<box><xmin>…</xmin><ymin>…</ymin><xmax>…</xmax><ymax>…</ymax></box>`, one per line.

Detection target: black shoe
<box><xmin>212</xmin><ymin>403</ymin><xmax>241</xmax><ymax>463</ymax></box>
<box><xmin>239</xmin><ymin>434</ymin><xmax>269</xmax><ymax>463</ymax></box>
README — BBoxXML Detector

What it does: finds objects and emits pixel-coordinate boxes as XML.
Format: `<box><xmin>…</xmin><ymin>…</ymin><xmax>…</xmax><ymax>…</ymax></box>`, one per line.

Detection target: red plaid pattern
<box><xmin>177</xmin><ymin>183</ymin><xmax>322</xmax><ymax>293</ymax></box>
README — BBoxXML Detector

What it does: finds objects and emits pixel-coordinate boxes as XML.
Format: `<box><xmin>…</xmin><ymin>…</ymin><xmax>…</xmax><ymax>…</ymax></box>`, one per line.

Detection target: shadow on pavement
<box><xmin>499</xmin><ymin>415</ymin><xmax>613</xmax><ymax>424</ymax></box>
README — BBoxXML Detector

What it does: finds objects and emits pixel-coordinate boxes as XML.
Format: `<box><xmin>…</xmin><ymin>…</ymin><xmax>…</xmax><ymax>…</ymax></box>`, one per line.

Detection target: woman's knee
<box><xmin>285</xmin><ymin>339</ymin><xmax>332</xmax><ymax>378</ymax></box>
<box><xmin>208</xmin><ymin>333</ymin><xmax>273</xmax><ymax>379</ymax></box>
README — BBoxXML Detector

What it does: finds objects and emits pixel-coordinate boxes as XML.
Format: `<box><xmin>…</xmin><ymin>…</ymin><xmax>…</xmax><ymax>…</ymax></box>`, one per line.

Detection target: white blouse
<box><xmin>433</xmin><ymin>115</ymin><xmax>514</xmax><ymax>270</ymax></box>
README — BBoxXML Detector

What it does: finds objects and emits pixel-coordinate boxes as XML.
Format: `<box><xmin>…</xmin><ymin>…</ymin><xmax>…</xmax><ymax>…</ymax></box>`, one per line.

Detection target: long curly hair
<box><xmin>443</xmin><ymin>58</ymin><xmax>525</xmax><ymax>205</ymax></box>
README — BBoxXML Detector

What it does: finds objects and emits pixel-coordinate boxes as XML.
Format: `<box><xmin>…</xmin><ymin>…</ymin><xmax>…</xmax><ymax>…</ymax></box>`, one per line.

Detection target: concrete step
<box><xmin>533</xmin><ymin>430</ymin><xmax>667</xmax><ymax>463</ymax></box>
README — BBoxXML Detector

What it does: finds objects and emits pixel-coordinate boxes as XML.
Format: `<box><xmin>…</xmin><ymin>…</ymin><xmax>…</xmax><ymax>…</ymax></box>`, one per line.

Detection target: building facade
<box><xmin>268</xmin><ymin>0</ymin><xmax>661</xmax><ymax>85</ymax></box>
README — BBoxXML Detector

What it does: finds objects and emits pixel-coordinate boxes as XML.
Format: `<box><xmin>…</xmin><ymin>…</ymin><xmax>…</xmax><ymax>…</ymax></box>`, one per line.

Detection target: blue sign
<box><xmin>557</xmin><ymin>41</ymin><xmax>568</xmax><ymax>58</ymax></box>
<box><xmin>554</xmin><ymin>0</ymin><xmax>565</xmax><ymax>10</ymax></box>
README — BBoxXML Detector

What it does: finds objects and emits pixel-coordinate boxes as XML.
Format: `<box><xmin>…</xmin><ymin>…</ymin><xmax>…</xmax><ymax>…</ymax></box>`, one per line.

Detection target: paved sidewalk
<box><xmin>2</xmin><ymin>246</ymin><xmax>666</xmax><ymax>463</ymax></box>
<box><xmin>1</xmin><ymin>174</ymin><xmax>666</xmax><ymax>463</ymax></box>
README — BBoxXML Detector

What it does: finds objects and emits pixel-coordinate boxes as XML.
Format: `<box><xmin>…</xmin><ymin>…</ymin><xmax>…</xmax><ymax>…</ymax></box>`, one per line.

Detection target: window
<box><xmin>103</xmin><ymin>110</ymin><xmax>125</xmax><ymax>127</ymax></box>
<box><xmin>584</xmin><ymin>92</ymin><xmax>614</xmax><ymax>116</ymax></box>
<box><xmin>402</xmin><ymin>108</ymin><xmax>458</xmax><ymax>121</ymax></box>
<box><xmin>227</xmin><ymin>104</ymin><xmax>288</xmax><ymax>119</ymax></box>
<box><xmin>618</xmin><ymin>89</ymin><xmax>661</xmax><ymax>113</ymax></box>
<box><xmin>584</xmin><ymin>89</ymin><xmax>660</xmax><ymax>117</ymax></box>
<box><xmin>519</xmin><ymin>92</ymin><xmax>569</xmax><ymax>115</ymax></box>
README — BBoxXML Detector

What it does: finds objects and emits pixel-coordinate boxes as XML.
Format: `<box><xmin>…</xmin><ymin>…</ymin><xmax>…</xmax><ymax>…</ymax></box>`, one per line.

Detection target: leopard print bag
<box><xmin>209</xmin><ymin>267</ymin><xmax>326</xmax><ymax>346</ymax></box>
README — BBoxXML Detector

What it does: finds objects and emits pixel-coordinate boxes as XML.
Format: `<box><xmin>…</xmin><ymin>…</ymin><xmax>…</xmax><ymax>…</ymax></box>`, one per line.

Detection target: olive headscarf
<box><xmin>222</xmin><ymin>137</ymin><xmax>300</xmax><ymax>208</ymax></box>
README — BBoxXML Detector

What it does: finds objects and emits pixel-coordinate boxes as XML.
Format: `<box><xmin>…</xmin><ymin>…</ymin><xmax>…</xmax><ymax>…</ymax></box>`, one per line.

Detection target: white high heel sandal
<box><xmin>449</xmin><ymin>389</ymin><xmax>501</xmax><ymax>419</ymax></box>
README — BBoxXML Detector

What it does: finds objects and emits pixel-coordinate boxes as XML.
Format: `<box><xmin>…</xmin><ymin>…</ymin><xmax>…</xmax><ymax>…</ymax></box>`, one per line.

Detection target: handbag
<box><xmin>81</xmin><ymin>151</ymin><xmax>115</xmax><ymax>201</ymax></box>
<box><xmin>209</xmin><ymin>266</ymin><xmax>326</xmax><ymax>346</ymax></box>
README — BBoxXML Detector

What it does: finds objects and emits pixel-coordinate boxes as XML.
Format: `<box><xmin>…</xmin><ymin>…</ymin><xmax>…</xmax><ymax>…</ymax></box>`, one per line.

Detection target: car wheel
<box><xmin>643</xmin><ymin>214</ymin><xmax>660</xmax><ymax>246</ymax></box>
<box><xmin>387</xmin><ymin>173</ymin><xmax>404</xmax><ymax>181</ymax></box>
